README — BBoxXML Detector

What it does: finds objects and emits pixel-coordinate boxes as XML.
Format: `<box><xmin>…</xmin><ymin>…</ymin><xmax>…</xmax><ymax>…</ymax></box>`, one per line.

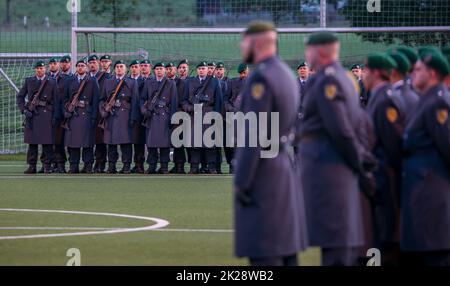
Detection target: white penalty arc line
<box><xmin>0</xmin><ymin>208</ymin><xmax>170</xmax><ymax>240</ymax></box>
<box><xmin>0</xmin><ymin>227</ymin><xmax>233</xmax><ymax>233</ymax></box>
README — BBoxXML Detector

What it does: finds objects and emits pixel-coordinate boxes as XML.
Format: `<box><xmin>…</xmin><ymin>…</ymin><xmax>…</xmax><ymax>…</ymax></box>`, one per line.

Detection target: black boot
<box><xmin>68</xmin><ymin>164</ymin><xmax>79</xmax><ymax>174</ymax></box>
<box><xmin>98</xmin><ymin>162</ymin><xmax>106</xmax><ymax>173</ymax></box>
<box><xmin>176</xmin><ymin>163</ymin><xmax>186</xmax><ymax>174</ymax></box>
<box><xmin>136</xmin><ymin>163</ymin><xmax>145</xmax><ymax>174</ymax></box>
<box><xmin>229</xmin><ymin>164</ymin><xmax>234</xmax><ymax>174</ymax></box>
<box><xmin>43</xmin><ymin>164</ymin><xmax>53</xmax><ymax>174</ymax></box>
<box><xmin>145</xmin><ymin>164</ymin><xmax>157</xmax><ymax>174</ymax></box>
<box><xmin>189</xmin><ymin>164</ymin><xmax>199</xmax><ymax>174</ymax></box>
<box><xmin>120</xmin><ymin>163</ymin><xmax>131</xmax><ymax>174</ymax></box>
<box><xmin>24</xmin><ymin>165</ymin><xmax>37</xmax><ymax>174</ymax></box>
<box><xmin>80</xmin><ymin>165</ymin><xmax>87</xmax><ymax>173</ymax></box>
<box><xmin>83</xmin><ymin>164</ymin><xmax>93</xmax><ymax>174</ymax></box>
<box><xmin>169</xmin><ymin>165</ymin><xmax>177</xmax><ymax>174</ymax></box>
<box><xmin>56</xmin><ymin>163</ymin><xmax>66</xmax><ymax>173</ymax></box>
<box><xmin>130</xmin><ymin>165</ymin><xmax>137</xmax><ymax>173</ymax></box>
<box><xmin>157</xmin><ymin>163</ymin><xmax>169</xmax><ymax>174</ymax></box>
<box><xmin>216</xmin><ymin>164</ymin><xmax>222</xmax><ymax>174</ymax></box>
<box><xmin>207</xmin><ymin>164</ymin><xmax>217</xmax><ymax>174</ymax></box>
<box><xmin>38</xmin><ymin>165</ymin><xmax>45</xmax><ymax>174</ymax></box>
<box><xmin>106</xmin><ymin>163</ymin><xmax>117</xmax><ymax>174</ymax></box>
<box><xmin>52</xmin><ymin>163</ymin><xmax>58</xmax><ymax>173</ymax></box>
<box><xmin>93</xmin><ymin>162</ymin><xmax>100</xmax><ymax>172</ymax></box>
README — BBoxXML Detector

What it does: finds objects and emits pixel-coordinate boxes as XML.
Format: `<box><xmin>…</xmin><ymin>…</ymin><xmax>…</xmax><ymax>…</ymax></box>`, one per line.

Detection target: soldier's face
<box><xmin>239</xmin><ymin>70</ymin><xmax>249</xmax><ymax>79</ymax></box>
<box><xmin>178</xmin><ymin>64</ymin><xmax>188</xmax><ymax>77</ymax></box>
<box><xmin>100</xmin><ymin>59</ymin><xmax>111</xmax><ymax>71</ymax></box>
<box><xmin>298</xmin><ymin>66</ymin><xmax>309</xmax><ymax>79</ymax></box>
<box><xmin>130</xmin><ymin>64</ymin><xmax>140</xmax><ymax>76</ymax></box>
<box><xmin>166</xmin><ymin>67</ymin><xmax>176</xmax><ymax>78</ymax></box>
<box><xmin>76</xmin><ymin>63</ymin><xmax>87</xmax><ymax>75</ymax></box>
<box><xmin>154</xmin><ymin>67</ymin><xmax>166</xmax><ymax>78</ymax></box>
<box><xmin>115</xmin><ymin>64</ymin><xmax>126</xmax><ymax>76</ymax></box>
<box><xmin>88</xmin><ymin>60</ymin><xmax>99</xmax><ymax>73</ymax></box>
<box><xmin>214</xmin><ymin>68</ymin><xmax>225</xmax><ymax>78</ymax></box>
<box><xmin>240</xmin><ymin>36</ymin><xmax>254</xmax><ymax>64</ymax></box>
<box><xmin>140</xmin><ymin>64</ymin><xmax>151</xmax><ymax>75</ymax></box>
<box><xmin>60</xmin><ymin>62</ymin><xmax>71</xmax><ymax>72</ymax></box>
<box><xmin>305</xmin><ymin>46</ymin><xmax>317</xmax><ymax>70</ymax></box>
<box><xmin>207</xmin><ymin>66</ymin><xmax>215</xmax><ymax>76</ymax></box>
<box><xmin>49</xmin><ymin>62</ymin><xmax>59</xmax><ymax>72</ymax></box>
<box><xmin>352</xmin><ymin>68</ymin><xmax>362</xmax><ymax>78</ymax></box>
<box><xmin>35</xmin><ymin>67</ymin><xmax>46</xmax><ymax>77</ymax></box>
<box><xmin>412</xmin><ymin>61</ymin><xmax>431</xmax><ymax>92</ymax></box>
<box><xmin>197</xmin><ymin>66</ymin><xmax>207</xmax><ymax>77</ymax></box>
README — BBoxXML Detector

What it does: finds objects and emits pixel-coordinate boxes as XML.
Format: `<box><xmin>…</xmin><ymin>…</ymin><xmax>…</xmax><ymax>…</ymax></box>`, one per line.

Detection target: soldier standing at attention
<box><xmin>177</xmin><ymin>59</ymin><xmax>189</xmax><ymax>79</ymax></box>
<box><xmin>63</xmin><ymin>59</ymin><xmax>100</xmax><ymax>174</ymax></box>
<box><xmin>234</xmin><ymin>22</ymin><xmax>307</xmax><ymax>266</ymax></box>
<box><xmin>401</xmin><ymin>48</ymin><xmax>450</xmax><ymax>266</ymax></box>
<box><xmin>17</xmin><ymin>61</ymin><xmax>60</xmax><ymax>174</ymax></box>
<box><xmin>224</xmin><ymin>63</ymin><xmax>248</xmax><ymax>173</ymax></box>
<box><xmin>214</xmin><ymin>61</ymin><xmax>228</xmax><ymax>174</ymax></box>
<box><xmin>140</xmin><ymin>62</ymin><xmax>178</xmax><ymax>174</ymax></box>
<box><xmin>99</xmin><ymin>54</ymin><xmax>112</xmax><ymax>74</ymax></box>
<box><xmin>298</xmin><ymin>32</ymin><xmax>366</xmax><ymax>266</ymax></box>
<box><xmin>363</xmin><ymin>53</ymin><xmax>406</xmax><ymax>266</ymax></box>
<box><xmin>99</xmin><ymin>60</ymin><xmax>140</xmax><ymax>174</ymax></box>
<box><xmin>296</xmin><ymin>61</ymin><xmax>309</xmax><ymax>119</ymax></box>
<box><xmin>350</xmin><ymin>64</ymin><xmax>367</xmax><ymax>107</ymax></box>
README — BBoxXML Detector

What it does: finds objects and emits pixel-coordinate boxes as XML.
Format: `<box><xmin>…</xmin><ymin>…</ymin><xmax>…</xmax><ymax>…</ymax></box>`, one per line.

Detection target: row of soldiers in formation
<box><xmin>17</xmin><ymin>54</ymin><xmax>250</xmax><ymax>175</ymax></box>
<box><xmin>231</xmin><ymin>23</ymin><xmax>450</xmax><ymax>266</ymax></box>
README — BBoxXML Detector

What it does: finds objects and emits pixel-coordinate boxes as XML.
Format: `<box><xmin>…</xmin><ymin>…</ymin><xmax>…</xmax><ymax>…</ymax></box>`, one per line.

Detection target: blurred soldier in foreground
<box><xmin>17</xmin><ymin>61</ymin><xmax>60</xmax><ymax>174</ymax></box>
<box><xmin>234</xmin><ymin>22</ymin><xmax>307</xmax><ymax>266</ymax></box>
<box><xmin>401</xmin><ymin>48</ymin><xmax>450</xmax><ymax>266</ymax></box>
<box><xmin>297</xmin><ymin>32</ymin><xmax>367</xmax><ymax>266</ymax></box>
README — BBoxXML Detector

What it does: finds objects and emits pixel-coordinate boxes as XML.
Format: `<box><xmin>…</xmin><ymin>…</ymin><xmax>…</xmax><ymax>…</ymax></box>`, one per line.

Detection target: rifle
<box><xmin>190</xmin><ymin>75</ymin><xmax>213</xmax><ymax>106</ymax></box>
<box><xmin>61</xmin><ymin>76</ymin><xmax>88</xmax><ymax>130</ymax></box>
<box><xmin>98</xmin><ymin>77</ymin><xmax>125</xmax><ymax>130</ymax></box>
<box><xmin>22</xmin><ymin>76</ymin><xmax>48</xmax><ymax>127</ymax></box>
<box><xmin>141</xmin><ymin>78</ymin><xmax>168</xmax><ymax>127</ymax></box>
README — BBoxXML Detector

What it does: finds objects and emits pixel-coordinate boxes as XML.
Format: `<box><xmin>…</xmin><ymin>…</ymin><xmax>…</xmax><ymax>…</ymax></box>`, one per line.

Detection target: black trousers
<box><xmin>250</xmin><ymin>254</ymin><xmax>298</xmax><ymax>266</ymax></box>
<box><xmin>147</xmin><ymin>147</ymin><xmax>170</xmax><ymax>165</ymax></box>
<box><xmin>173</xmin><ymin>147</ymin><xmax>186</xmax><ymax>164</ymax></box>
<box><xmin>54</xmin><ymin>144</ymin><xmax>67</xmax><ymax>164</ymax></box>
<box><xmin>322</xmin><ymin>247</ymin><xmax>361</xmax><ymax>266</ymax></box>
<box><xmin>401</xmin><ymin>250</ymin><xmax>450</xmax><ymax>266</ymax></box>
<box><xmin>133</xmin><ymin>144</ymin><xmax>145</xmax><ymax>164</ymax></box>
<box><xmin>94</xmin><ymin>143</ymin><xmax>107</xmax><ymax>164</ymax></box>
<box><xmin>224</xmin><ymin>147</ymin><xmax>235</xmax><ymax>165</ymax></box>
<box><xmin>68</xmin><ymin>147</ymin><xmax>94</xmax><ymax>165</ymax></box>
<box><xmin>190</xmin><ymin>148</ymin><xmax>215</xmax><ymax>165</ymax></box>
<box><xmin>215</xmin><ymin>147</ymin><xmax>223</xmax><ymax>167</ymax></box>
<box><xmin>27</xmin><ymin>144</ymin><xmax>53</xmax><ymax>165</ymax></box>
<box><xmin>108</xmin><ymin>144</ymin><xmax>132</xmax><ymax>164</ymax></box>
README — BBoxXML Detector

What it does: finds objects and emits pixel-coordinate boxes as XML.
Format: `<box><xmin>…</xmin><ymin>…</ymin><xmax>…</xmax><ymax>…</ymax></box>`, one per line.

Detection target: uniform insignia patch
<box><xmin>437</xmin><ymin>109</ymin><xmax>448</xmax><ymax>125</ymax></box>
<box><xmin>325</xmin><ymin>84</ymin><xmax>337</xmax><ymax>100</ymax></box>
<box><xmin>251</xmin><ymin>83</ymin><xmax>265</xmax><ymax>100</ymax></box>
<box><xmin>386</xmin><ymin>107</ymin><xmax>398</xmax><ymax>123</ymax></box>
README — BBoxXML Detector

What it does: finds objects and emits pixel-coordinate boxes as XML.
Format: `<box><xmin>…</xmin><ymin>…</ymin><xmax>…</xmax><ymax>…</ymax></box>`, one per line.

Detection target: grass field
<box><xmin>0</xmin><ymin>159</ymin><xmax>320</xmax><ymax>266</ymax></box>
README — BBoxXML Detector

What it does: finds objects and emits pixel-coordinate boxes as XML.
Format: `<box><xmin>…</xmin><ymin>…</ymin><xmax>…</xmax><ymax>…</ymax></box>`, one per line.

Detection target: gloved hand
<box><xmin>64</xmin><ymin>111</ymin><xmax>73</xmax><ymax>119</ymax></box>
<box><xmin>24</xmin><ymin>109</ymin><xmax>33</xmax><ymax>118</ymax></box>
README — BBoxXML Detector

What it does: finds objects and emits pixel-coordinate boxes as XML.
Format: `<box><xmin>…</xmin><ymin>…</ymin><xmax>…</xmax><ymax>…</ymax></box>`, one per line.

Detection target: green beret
<box><xmin>350</xmin><ymin>64</ymin><xmax>361</xmax><ymax>70</ymax></box>
<box><xmin>418</xmin><ymin>46</ymin><xmax>441</xmax><ymax>58</ymax></box>
<box><xmin>140</xmin><ymin>59</ymin><xmax>152</xmax><ymax>65</ymax></box>
<box><xmin>153</xmin><ymin>62</ymin><xmax>165</xmax><ymax>68</ymax></box>
<box><xmin>442</xmin><ymin>46</ymin><xmax>450</xmax><ymax>57</ymax></box>
<box><xmin>196</xmin><ymin>61</ymin><xmax>207</xmax><ymax>68</ymax></box>
<box><xmin>34</xmin><ymin>60</ymin><xmax>46</xmax><ymax>68</ymax></box>
<box><xmin>216</xmin><ymin>62</ymin><xmax>225</xmax><ymax>68</ymax></box>
<box><xmin>297</xmin><ymin>61</ymin><xmax>308</xmax><ymax>69</ymax></box>
<box><xmin>387</xmin><ymin>50</ymin><xmax>411</xmax><ymax>75</ymax></box>
<box><xmin>114</xmin><ymin>60</ymin><xmax>125</xmax><ymax>68</ymax></box>
<box><xmin>395</xmin><ymin>46</ymin><xmax>418</xmax><ymax>66</ymax></box>
<box><xmin>48</xmin><ymin>58</ymin><xmax>58</xmax><ymax>64</ymax></box>
<box><xmin>88</xmin><ymin>54</ymin><xmax>99</xmax><ymax>62</ymax></box>
<box><xmin>244</xmin><ymin>21</ymin><xmax>276</xmax><ymax>35</ymax></box>
<box><xmin>207</xmin><ymin>62</ymin><xmax>216</xmax><ymax>67</ymax></box>
<box><xmin>365</xmin><ymin>52</ymin><xmax>397</xmax><ymax>71</ymax></box>
<box><xmin>165</xmin><ymin>62</ymin><xmax>175</xmax><ymax>68</ymax></box>
<box><xmin>76</xmin><ymin>59</ymin><xmax>87</xmax><ymax>66</ymax></box>
<box><xmin>59</xmin><ymin>55</ymin><xmax>71</xmax><ymax>63</ymax></box>
<box><xmin>305</xmin><ymin>31</ymin><xmax>339</xmax><ymax>45</ymax></box>
<box><xmin>177</xmin><ymin>59</ymin><xmax>189</xmax><ymax>68</ymax></box>
<box><xmin>419</xmin><ymin>49</ymin><xmax>450</xmax><ymax>77</ymax></box>
<box><xmin>129</xmin><ymin>60</ymin><xmax>140</xmax><ymax>67</ymax></box>
<box><xmin>237</xmin><ymin>63</ymin><xmax>248</xmax><ymax>73</ymax></box>
<box><xmin>100</xmin><ymin>54</ymin><xmax>111</xmax><ymax>61</ymax></box>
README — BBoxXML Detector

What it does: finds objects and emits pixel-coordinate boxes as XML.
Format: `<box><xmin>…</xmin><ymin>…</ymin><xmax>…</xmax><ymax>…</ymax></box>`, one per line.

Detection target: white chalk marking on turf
<box><xmin>0</xmin><ymin>227</ymin><xmax>233</xmax><ymax>233</ymax></box>
<box><xmin>0</xmin><ymin>208</ymin><xmax>170</xmax><ymax>240</ymax></box>
<box><xmin>0</xmin><ymin>175</ymin><xmax>232</xmax><ymax>179</ymax></box>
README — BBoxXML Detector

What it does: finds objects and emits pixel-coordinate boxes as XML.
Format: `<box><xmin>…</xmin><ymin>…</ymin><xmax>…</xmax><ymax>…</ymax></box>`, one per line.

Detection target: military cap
<box><xmin>418</xmin><ymin>46</ymin><xmax>441</xmax><ymax>58</ymax></box>
<box><xmin>365</xmin><ymin>52</ymin><xmax>397</xmax><ymax>71</ymax></box>
<box><xmin>419</xmin><ymin>48</ymin><xmax>450</xmax><ymax>77</ymax></box>
<box><xmin>59</xmin><ymin>55</ymin><xmax>71</xmax><ymax>63</ymax></box>
<box><xmin>88</xmin><ymin>54</ymin><xmax>99</xmax><ymax>62</ymax></box>
<box><xmin>177</xmin><ymin>59</ymin><xmax>189</xmax><ymax>68</ymax></box>
<box><xmin>34</xmin><ymin>60</ymin><xmax>46</xmax><ymax>68</ymax></box>
<box><xmin>114</xmin><ymin>60</ymin><xmax>126</xmax><ymax>68</ymax></box>
<box><xmin>442</xmin><ymin>46</ymin><xmax>450</xmax><ymax>57</ymax></box>
<box><xmin>153</xmin><ymin>62</ymin><xmax>165</xmax><ymax>68</ymax></box>
<box><xmin>216</xmin><ymin>62</ymin><xmax>225</xmax><ymax>68</ymax></box>
<box><xmin>207</xmin><ymin>61</ymin><xmax>216</xmax><ymax>67</ymax></box>
<box><xmin>129</xmin><ymin>59</ymin><xmax>140</xmax><ymax>67</ymax></box>
<box><xmin>350</xmin><ymin>64</ymin><xmax>361</xmax><ymax>70</ymax></box>
<box><xmin>76</xmin><ymin>58</ymin><xmax>87</xmax><ymax>66</ymax></box>
<box><xmin>237</xmin><ymin>63</ymin><xmax>248</xmax><ymax>73</ymax></box>
<box><xmin>297</xmin><ymin>61</ymin><xmax>308</xmax><ymax>69</ymax></box>
<box><xmin>140</xmin><ymin>59</ymin><xmax>152</xmax><ymax>65</ymax></box>
<box><xmin>244</xmin><ymin>21</ymin><xmax>276</xmax><ymax>35</ymax></box>
<box><xmin>48</xmin><ymin>57</ymin><xmax>58</xmax><ymax>64</ymax></box>
<box><xmin>305</xmin><ymin>31</ymin><xmax>339</xmax><ymax>45</ymax></box>
<box><xmin>395</xmin><ymin>46</ymin><xmax>418</xmax><ymax>66</ymax></box>
<box><xmin>387</xmin><ymin>50</ymin><xmax>411</xmax><ymax>75</ymax></box>
<box><xmin>100</xmin><ymin>54</ymin><xmax>111</xmax><ymax>61</ymax></box>
<box><xmin>196</xmin><ymin>61</ymin><xmax>207</xmax><ymax>68</ymax></box>
<box><xmin>165</xmin><ymin>62</ymin><xmax>175</xmax><ymax>68</ymax></box>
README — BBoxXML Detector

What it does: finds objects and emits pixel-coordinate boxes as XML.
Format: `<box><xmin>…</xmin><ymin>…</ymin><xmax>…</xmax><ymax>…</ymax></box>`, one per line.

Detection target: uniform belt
<box><xmin>299</xmin><ymin>132</ymin><xmax>327</xmax><ymax>143</ymax></box>
<box><xmin>37</xmin><ymin>100</ymin><xmax>49</xmax><ymax>107</ymax></box>
<box><xmin>76</xmin><ymin>101</ymin><xmax>89</xmax><ymax>108</ymax></box>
